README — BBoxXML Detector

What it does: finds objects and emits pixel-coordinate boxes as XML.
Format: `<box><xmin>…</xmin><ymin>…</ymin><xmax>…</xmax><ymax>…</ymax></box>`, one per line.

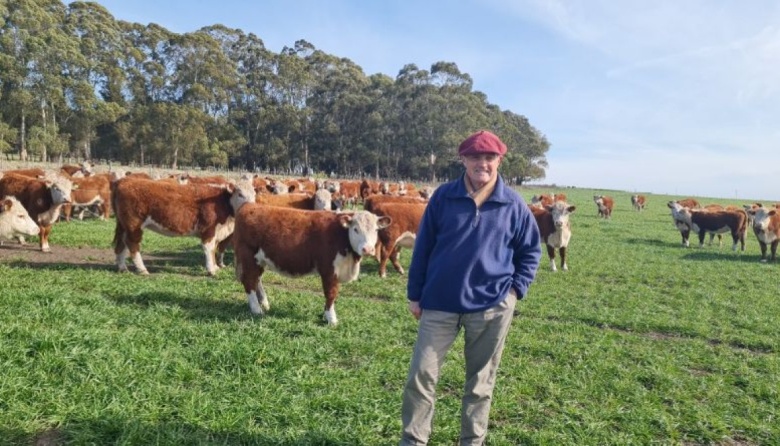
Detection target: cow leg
<box><xmin>16</xmin><ymin>235</ymin><xmax>25</xmax><ymax>245</ymax></box>
<box><xmin>546</xmin><ymin>245</ymin><xmax>557</xmax><ymax>272</ymax></box>
<box><xmin>390</xmin><ymin>246</ymin><xmax>405</xmax><ymax>275</ymax></box>
<box><xmin>39</xmin><ymin>225</ymin><xmax>52</xmax><ymax>252</ymax></box>
<box><xmin>320</xmin><ymin>275</ymin><xmax>340</xmax><ymax>326</ymax></box>
<box><xmin>759</xmin><ymin>242</ymin><xmax>768</xmax><ymax>262</ymax></box>
<box><xmin>62</xmin><ymin>203</ymin><xmax>72</xmax><ymax>222</ymax></box>
<box><xmin>216</xmin><ymin>233</ymin><xmax>232</xmax><ymax>268</ymax></box>
<box><xmin>771</xmin><ymin>240</ymin><xmax>779</xmax><ymax>262</ymax></box>
<box><xmin>697</xmin><ymin>231</ymin><xmax>706</xmax><ymax>248</ymax></box>
<box><xmin>255</xmin><ymin>277</ymin><xmax>271</xmax><ymax>312</ymax></box>
<box><xmin>125</xmin><ymin>228</ymin><xmax>148</xmax><ymax>275</ymax></box>
<box><xmin>202</xmin><ymin>238</ymin><xmax>219</xmax><ymax>276</ymax></box>
<box><xmin>560</xmin><ymin>246</ymin><xmax>568</xmax><ymax>271</ymax></box>
<box><xmin>379</xmin><ymin>243</ymin><xmax>394</xmax><ymax>278</ymax></box>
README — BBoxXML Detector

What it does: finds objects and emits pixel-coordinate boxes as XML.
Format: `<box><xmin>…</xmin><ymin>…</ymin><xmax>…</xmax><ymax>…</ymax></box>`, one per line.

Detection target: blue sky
<box><xmin>81</xmin><ymin>0</ymin><xmax>780</xmax><ymax>201</ymax></box>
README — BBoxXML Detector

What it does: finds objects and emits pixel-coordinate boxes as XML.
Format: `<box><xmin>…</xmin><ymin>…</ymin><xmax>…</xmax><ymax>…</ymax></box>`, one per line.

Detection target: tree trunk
<box><xmin>19</xmin><ymin>114</ymin><xmax>28</xmax><ymax>162</ymax></box>
<box><xmin>40</xmin><ymin>101</ymin><xmax>48</xmax><ymax>162</ymax></box>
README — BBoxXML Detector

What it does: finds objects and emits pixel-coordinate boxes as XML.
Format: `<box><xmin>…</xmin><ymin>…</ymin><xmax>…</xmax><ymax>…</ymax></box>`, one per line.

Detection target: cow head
<box><xmin>314</xmin><ymin>189</ymin><xmax>332</xmax><ymax>211</ymax></box>
<box><xmin>45</xmin><ymin>173</ymin><xmax>75</xmax><ymax>204</ymax></box>
<box><xmin>229</xmin><ymin>180</ymin><xmax>256</xmax><ymax>213</ymax></box>
<box><xmin>545</xmin><ymin>201</ymin><xmax>576</xmax><ymax>229</ymax></box>
<box><xmin>0</xmin><ymin>196</ymin><xmax>40</xmax><ymax>239</ymax></box>
<box><xmin>339</xmin><ymin>211</ymin><xmax>392</xmax><ymax>257</ymax></box>
<box><xmin>751</xmin><ymin>205</ymin><xmax>776</xmax><ymax>232</ymax></box>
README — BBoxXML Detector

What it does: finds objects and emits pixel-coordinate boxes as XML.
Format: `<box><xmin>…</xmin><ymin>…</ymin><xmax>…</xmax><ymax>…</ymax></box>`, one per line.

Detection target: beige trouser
<box><xmin>400</xmin><ymin>292</ymin><xmax>517</xmax><ymax>446</ymax></box>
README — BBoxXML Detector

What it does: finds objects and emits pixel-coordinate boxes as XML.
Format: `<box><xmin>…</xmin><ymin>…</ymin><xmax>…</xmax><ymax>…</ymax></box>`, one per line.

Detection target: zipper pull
<box><xmin>473</xmin><ymin>208</ymin><xmax>480</xmax><ymax>228</ymax></box>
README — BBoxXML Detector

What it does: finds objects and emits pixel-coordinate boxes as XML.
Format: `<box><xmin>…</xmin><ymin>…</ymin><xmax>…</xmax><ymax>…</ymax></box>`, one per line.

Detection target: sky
<box><xmin>75</xmin><ymin>0</ymin><xmax>780</xmax><ymax>201</ymax></box>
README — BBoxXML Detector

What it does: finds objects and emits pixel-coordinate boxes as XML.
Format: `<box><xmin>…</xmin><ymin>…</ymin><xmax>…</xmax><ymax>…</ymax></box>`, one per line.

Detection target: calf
<box><xmin>0</xmin><ymin>173</ymin><xmax>73</xmax><ymax>252</ymax></box>
<box><xmin>530</xmin><ymin>201</ymin><xmax>576</xmax><ymax>271</ymax></box>
<box><xmin>369</xmin><ymin>201</ymin><xmax>426</xmax><ymax>277</ymax></box>
<box><xmin>748</xmin><ymin>205</ymin><xmax>780</xmax><ymax>262</ymax></box>
<box><xmin>233</xmin><ymin>205</ymin><xmax>390</xmax><ymax>325</ymax></box>
<box><xmin>62</xmin><ymin>173</ymin><xmax>112</xmax><ymax>221</ymax></box>
<box><xmin>631</xmin><ymin>194</ymin><xmax>646</xmax><ymax>211</ymax></box>
<box><xmin>667</xmin><ymin>201</ymin><xmax>746</xmax><ymax>251</ymax></box>
<box><xmin>112</xmin><ymin>177</ymin><xmax>255</xmax><ymax>276</ymax></box>
<box><xmin>593</xmin><ymin>195</ymin><xmax>614</xmax><ymax>219</ymax></box>
<box><xmin>0</xmin><ymin>196</ymin><xmax>40</xmax><ymax>240</ymax></box>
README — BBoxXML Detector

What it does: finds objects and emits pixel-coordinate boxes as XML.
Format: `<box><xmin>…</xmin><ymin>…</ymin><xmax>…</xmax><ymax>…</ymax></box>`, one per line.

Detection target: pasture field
<box><xmin>0</xmin><ymin>187</ymin><xmax>777</xmax><ymax>445</ymax></box>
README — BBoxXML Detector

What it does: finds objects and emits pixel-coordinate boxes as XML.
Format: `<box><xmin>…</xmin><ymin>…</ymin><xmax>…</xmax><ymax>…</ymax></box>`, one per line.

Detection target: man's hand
<box><xmin>408</xmin><ymin>300</ymin><xmax>422</xmax><ymax>320</ymax></box>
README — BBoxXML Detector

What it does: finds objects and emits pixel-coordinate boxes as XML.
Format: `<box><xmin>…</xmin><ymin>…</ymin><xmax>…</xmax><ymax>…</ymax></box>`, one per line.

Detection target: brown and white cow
<box><xmin>368</xmin><ymin>201</ymin><xmax>426</xmax><ymax>277</ymax></box>
<box><xmin>363</xmin><ymin>194</ymin><xmax>427</xmax><ymax>214</ymax></box>
<box><xmin>676</xmin><ymin>198</ymin><xmax>701</xmax><ymax>209</ymax></box>
<box><xmin>667</xmin><ymin>201</ymin><xmax>746</xmax><ymax>251</ymax></box>
<box><xmin>530</xmin><ymin>201</ymin><xmax>576</xmax><ymax>271</ymax></box>
<box><xmin>112</xmin><ymin>177</ymin><xmax>255</xmax><ymax>276</ymax></box>
<box><xmin>0</xmin><ymin>173</ymin><xmax>74</xmax><ymax>252</ymax></box>
<box><xmin>0</xmin><ymin>196</ymin><xmax>40</xmax><ymax>241</ymax></box>
<box><xmin>593</xmin><ymin>195</ymin><xmax>614</xmax><ymax>219</ymax></box>
<box><xmin>631</xmin><ymin>194</ymin><xmax>646</xmax><ymax>211</ymax></box>
<box><xmin>747</xmin><ymin>205</ymin><xmax>780</xmax><ymax>262</ymax></box>
<box><xmin>233</xmin><ymin>205</ymin><xmax>390</xmax><ymax>325</ymax></box>
<box><xmin>62</xmin><ymin>173</ymin><xmax>112</xmax><ymax>221</ymax></box>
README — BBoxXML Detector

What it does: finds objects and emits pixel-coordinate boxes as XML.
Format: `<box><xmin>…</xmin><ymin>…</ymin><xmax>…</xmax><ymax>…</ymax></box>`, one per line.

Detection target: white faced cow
<box><xmin>0</xmin><ymin>196</ymin><xmax>40</xmax><ymax>240</ymax></box>
<box><xmin>530</xmin><ymin>201</ymin><xmax>576</xmax><ymax>271</ymax></box>
<box><xmin>748</xmin><ymin>205</ymin><xmax>780</xmax><ymax>262</ymax></box>
<box><xmin>233</xmin><ymin>205</ymin><xmax>391</xmax><ymax>325</ymax></box>
<box><xmin>667</xmin><ymin>201</ymin><xmax>746</xmax><ymax>251</ymax></box>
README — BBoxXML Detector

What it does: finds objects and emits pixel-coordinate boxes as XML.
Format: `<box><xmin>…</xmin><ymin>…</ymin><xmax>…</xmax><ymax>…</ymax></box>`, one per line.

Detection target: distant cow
<box><xmin>233</xmin><ymin>205</ymin><xmax>391</xmax><ymax>325</ymax></box>
<box><xmin>667</xmin><ymin>201</ymin><xmax>746</xmax><ymax>251</ymax></box>
<box><xmin>0</xmin><ymin>173</ymin><xmax>74</xmax><ymax>252</ymax></box>
<box><xmin>369</xmin><ymin>201</ymin><xmax>426</xmax><ymax>277</ymax></box>
<box><xmin>593</xmin><ymin>195</ymin><xmax>614</xmax><ymax>219</ymax></box>
<box><xmin>62</xmin><ymin>173</ymin><xmax>112</xmax><ymax>221</ymax></box>
<box><xmin>747</xmin><ymin>205</ymin><xmax>780</xmax><ymax>262</ymax></box>
<box><xmin>112</xmin><ymin>177</ymin><xmax>255</xmax><ymax>276</ymax></box>
<box><xmin>631</xmin><ymin>194</ymin><xmax>646</xmax><ymax>211</ymax></box>
<box><xmin>0</xmin><ymin>196</ymin><xmax>40</xmax><ymax>241</ymax></box>
<box><xmin>530</xmin><ymin>201</ymin><xmax>576</xmax><ymax>271</ymax></box>
<box><xmin>363</xmin><ymin>194</ymin><xmax>427</xmax><ymax>214</ymax></box>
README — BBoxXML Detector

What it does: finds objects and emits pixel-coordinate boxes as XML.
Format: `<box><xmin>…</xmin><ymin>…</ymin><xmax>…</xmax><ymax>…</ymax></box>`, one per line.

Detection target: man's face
<box><xmin>462</xmin><ymin>153</ymin><xmax>501</xmax><ymax>186</ymax></box>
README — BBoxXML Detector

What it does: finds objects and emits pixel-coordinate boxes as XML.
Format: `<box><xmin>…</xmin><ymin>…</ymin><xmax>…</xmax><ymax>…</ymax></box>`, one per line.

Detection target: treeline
<box><xmin>0</xmin><ymin>0</ymin><xmax>550</xmax><ymax>182</ymax></box>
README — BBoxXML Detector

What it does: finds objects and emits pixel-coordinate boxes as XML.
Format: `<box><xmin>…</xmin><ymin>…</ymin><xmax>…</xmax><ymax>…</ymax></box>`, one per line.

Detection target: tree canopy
<box><xmin>0</xmin><ymin>0</ymin><xmax>550</xmax><ymax>182</ymax></box>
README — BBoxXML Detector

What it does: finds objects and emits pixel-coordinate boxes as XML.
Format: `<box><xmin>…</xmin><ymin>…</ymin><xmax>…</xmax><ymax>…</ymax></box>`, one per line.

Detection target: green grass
<box><xmin>0</xmin><ymin>187</ymin><xmax>778</xmax><ymax>445</ymax></box>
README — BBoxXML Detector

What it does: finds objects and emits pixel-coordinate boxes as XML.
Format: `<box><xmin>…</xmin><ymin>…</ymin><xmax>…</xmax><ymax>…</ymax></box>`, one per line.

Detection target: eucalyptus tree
<box><xmin>63</xmin><ymin>1</ymin><xmax>127</xmax><ymax>160</ymax></box>
<box><xmin>497</xmin><ymin>110</ymin><xmax>549</xmax><ymax>184</ymax></box>
<box><xmin>221</xmin><ymin>30</ymin><xmax>274</xmax><ymax>169</ymax></box>
<box><xmin>393</xmin><ymin>63</ymin><xmax>437</xmax><ymax>178</ymax></box>
<box><xmin>0</xmin><ymin>0</ymin><xmax>73</xmax><ymax>161</ymax></box>
<box><xmin>308</xmin><ymin>54</ymin><xmax>372</xmax><ymax>176</ymax></box>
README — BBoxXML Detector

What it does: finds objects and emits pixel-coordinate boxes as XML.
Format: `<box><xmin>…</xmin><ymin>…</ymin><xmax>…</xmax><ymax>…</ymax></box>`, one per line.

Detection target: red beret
<box><xmin>458</xmin><ymin>130</ymin><xmax>507</xmax><ymax>157</ymax></box>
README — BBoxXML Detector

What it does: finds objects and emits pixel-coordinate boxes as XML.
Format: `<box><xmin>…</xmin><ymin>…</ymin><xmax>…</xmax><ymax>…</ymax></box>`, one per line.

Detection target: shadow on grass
<box><xmin>680</xmin><ymin>250</ymin><xmax>758</xmax><ymax>263</ymax></box>
<box><xmin>106</xmin><ymin>290</ymin><xmax>328</xmax><ymax>326</ymax></box>
<box><xmin>3</xmin><ymin>416</ymin><xmax>367</xmax><ymax>446</ymax></box>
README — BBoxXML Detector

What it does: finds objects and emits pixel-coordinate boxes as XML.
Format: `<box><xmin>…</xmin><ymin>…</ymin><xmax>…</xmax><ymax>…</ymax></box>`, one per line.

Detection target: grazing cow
<box><xmin>747</xmin><ymin>205</ymin><xmax>780</xmax><ymax>262</ymax></box>
<box><xmin>369</xmin><ymin>201</ymin><xmax>426</xmax><ymax>277</ymax></box>
<box><xmin>112</xmin><ymin>177</ymin><xmax>255</xmax><ymax>276</ymax></box>
<box><xmin>631</xmin><ymin>194</ymin><xmax>646</xmax><ymax>211</ymax></box>
<box><xmin>667</xmin><ymin>201</ymin><xmax>746</xmax><ymax>251</ymax></box>
<box><xmin>233</xmin><ymin>205</ymin><xmax>391</xmax><ymax>325</ymax></box>
<box><xmin>593</xmin><ymin>195</ymin><xmax>614</xmax><ymax>219</ymax></box>
<box><xmin>530</xmin><ymin>201</ymin><xmax>576</xmax><ymax>271</ymax></box>
<box><xmin>62</xmin><ymin>173</ymin><xmax>112</xmax><ymax>221</ymax></box>
<box><xmin>0</xmin><ymin>173</ymin><xmax>74</xmax><ymax>252</ymax></box>
<box><xmin>0</xmin><ymin>196</ymin><xmax>40</xmax><ymax>240</ymax></box>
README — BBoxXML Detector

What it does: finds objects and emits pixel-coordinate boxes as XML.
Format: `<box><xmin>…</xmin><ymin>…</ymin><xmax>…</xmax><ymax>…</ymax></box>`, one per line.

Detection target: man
<box><xmin>400</xmin><ymin>130</ymin><xmax>542</xmax><ymax>445</ymax></box>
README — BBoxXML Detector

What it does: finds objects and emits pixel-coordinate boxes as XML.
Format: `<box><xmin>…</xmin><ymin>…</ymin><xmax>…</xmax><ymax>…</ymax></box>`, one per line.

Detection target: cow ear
<box><xmin>0</xmin><ymin>199</ymin><xmax>10</xmax><ymax>213</ymax></box>
<box><xmin>338</xmin><ymin>213</ymin><xmax>352</xmax><ymax>228</ymax></box>
<box><xmin>568</xmin><ymin>205</ymin><xmax>576</xmax><ymax>213</ymax></box>
<box><xmin>378</xmin><ymin>216</ymin><xmax>392</xmax><ymax>229</ymax></box>
<box><xmin>769</xmin><ymin>210</ymin><xmax>777</xmax><ymax>216</ymax></box>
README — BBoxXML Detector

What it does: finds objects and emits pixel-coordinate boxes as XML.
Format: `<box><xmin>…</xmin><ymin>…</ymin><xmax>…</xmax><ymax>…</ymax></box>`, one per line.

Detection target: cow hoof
<box><xmin>138</xmin><ymin>269</ymin><xmax>150</xmax><ymax>276</ymax></box>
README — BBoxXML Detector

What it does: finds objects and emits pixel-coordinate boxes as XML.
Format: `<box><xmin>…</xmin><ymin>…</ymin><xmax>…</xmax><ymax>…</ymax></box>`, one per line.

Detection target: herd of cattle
<box><xmin>1</xmin><ymin>163</ymin><xmax>779</xmax><ymax>323</ymax></box>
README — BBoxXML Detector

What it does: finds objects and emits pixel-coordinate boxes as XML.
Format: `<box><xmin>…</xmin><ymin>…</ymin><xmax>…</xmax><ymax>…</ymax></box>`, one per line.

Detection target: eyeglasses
<box><xmin>463</xmin><ymin>154</ymin><xmax>500</xmax><ymax>163</ymax></box>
